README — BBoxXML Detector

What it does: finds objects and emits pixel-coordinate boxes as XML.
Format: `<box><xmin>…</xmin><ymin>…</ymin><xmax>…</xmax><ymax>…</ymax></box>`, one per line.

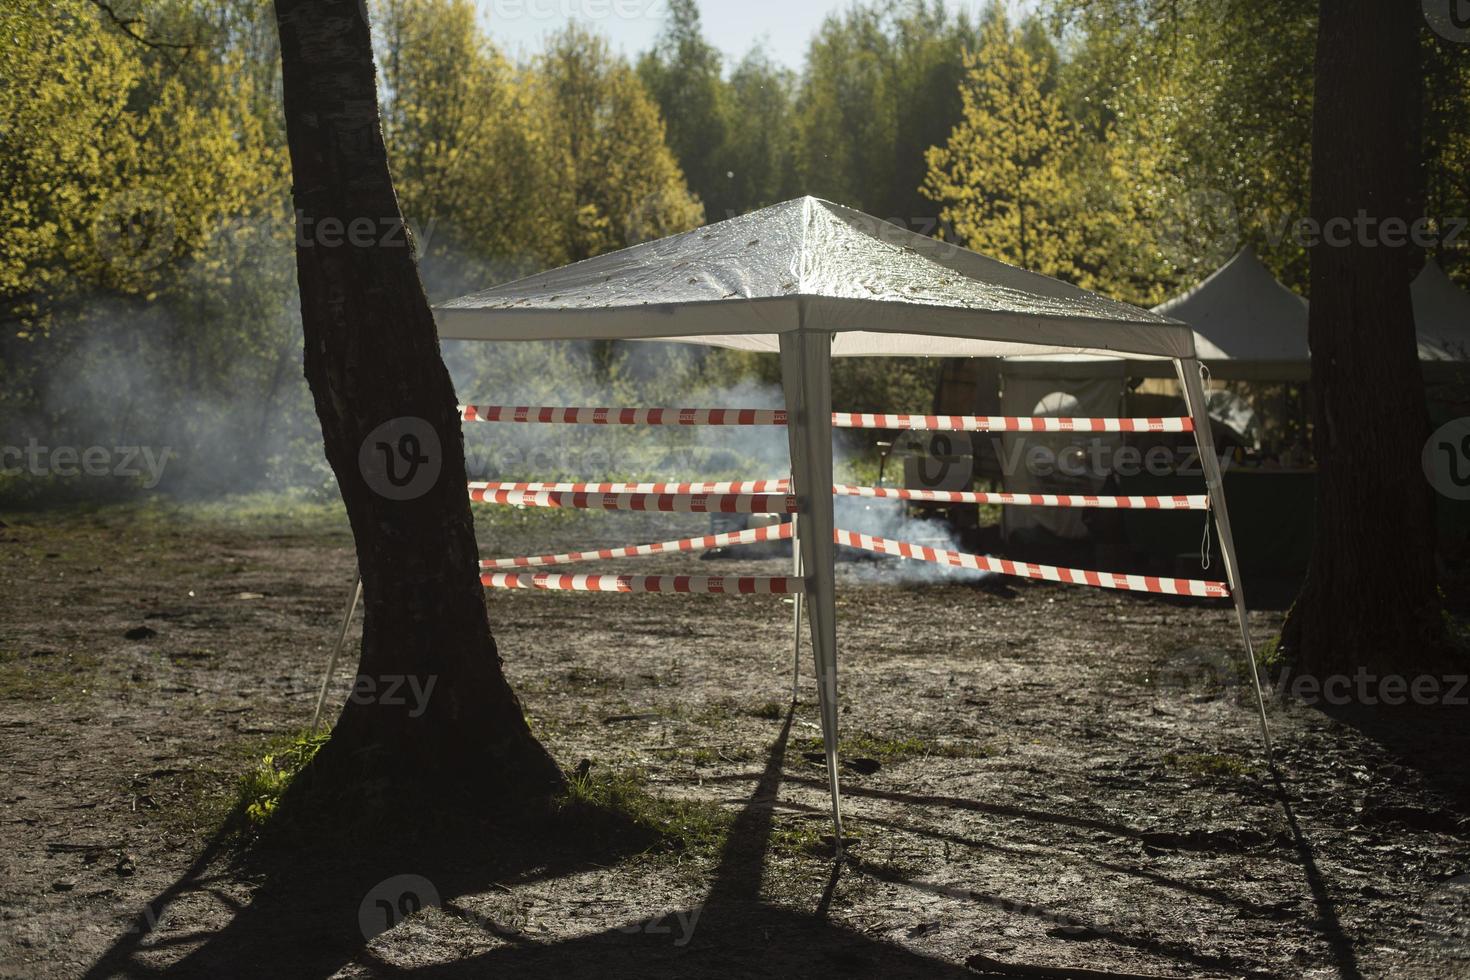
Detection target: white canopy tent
<box><xmin>429</xmin><ymin>198</ymin><xmax>1269</xmax><ymax>847</ymax></box>
<box><xmin>1414</xmin><ymin>258</ymin><xmax>1470</xmax><ymax>362</ymax></box>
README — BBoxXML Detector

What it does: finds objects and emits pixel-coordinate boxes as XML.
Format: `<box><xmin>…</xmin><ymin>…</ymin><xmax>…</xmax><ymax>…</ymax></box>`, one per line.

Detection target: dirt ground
<box><xmin>1</xmin><ymin>501</ymin><xmax>1468</xmax><ymax>979</ymax></box>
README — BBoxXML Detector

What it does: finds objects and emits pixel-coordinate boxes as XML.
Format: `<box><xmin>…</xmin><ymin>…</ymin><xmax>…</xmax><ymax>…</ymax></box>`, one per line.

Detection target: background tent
<box><xmin>1151</xmin><ymin>246</ymin><xmax>1310</xmax><ymax>381</ymax></box>
<box><xmin>1413</xmin><ymin>258</ymin><xmax>1470</xmax><ymax>362</ymax></box>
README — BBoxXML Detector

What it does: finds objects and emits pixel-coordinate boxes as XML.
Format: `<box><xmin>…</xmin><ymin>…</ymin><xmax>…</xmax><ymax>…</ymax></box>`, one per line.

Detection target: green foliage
<box><xmin>555</xmin><ymin>765</ymin><xmax>732</xmax><ymax>858</ymax></box>
<box><xmin>796</xmin><ymin>0</ymin><xmax>980</xmax><ymax>222</ymax></box>
<box><xmin>236</xmin><ymin>729</ymin><xmax>330</xmax><ymax>828</ymax></box>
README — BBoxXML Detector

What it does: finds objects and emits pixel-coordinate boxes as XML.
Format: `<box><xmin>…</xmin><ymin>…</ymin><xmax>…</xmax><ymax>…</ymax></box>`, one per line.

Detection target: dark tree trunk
<box><xmin>1281</xmin><ymin>0</ymin><xmax>1446</xmax><ymax>674</ymax></box>
<box><xmin>272</xmin><ymin>0</ymin><xmax>561</xmax><ymax>803</ymax></box>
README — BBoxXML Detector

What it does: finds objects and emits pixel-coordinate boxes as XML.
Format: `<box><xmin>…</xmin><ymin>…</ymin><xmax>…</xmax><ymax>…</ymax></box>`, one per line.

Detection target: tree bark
<box><xmin>272</xmin><ymin>0</ymin><xmax>562</xmax><ymax>804</ymax></box>
<box><xmin>1281</xmin><ymin>0</ymin><xmax>1446</xmax><ymax>674</ymax></box>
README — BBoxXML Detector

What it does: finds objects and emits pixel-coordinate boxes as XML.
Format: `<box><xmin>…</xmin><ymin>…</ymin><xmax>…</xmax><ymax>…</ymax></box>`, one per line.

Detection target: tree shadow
<box><xmin>79</xmin><ymin>709</ymin><xmax>977</xmax><ymax>979</ymax></box>
<box><xmin>83</xmin><ymin>705</ymin><xmax>1361</xmax><ymax>979</ymax></box>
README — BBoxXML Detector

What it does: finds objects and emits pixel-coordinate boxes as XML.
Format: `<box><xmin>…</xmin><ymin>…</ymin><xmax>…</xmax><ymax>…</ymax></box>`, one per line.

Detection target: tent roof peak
<box><xmin>435</xmin><ymin>196</ymin><xmax>1194</xmax><ymax>360</ymax></box>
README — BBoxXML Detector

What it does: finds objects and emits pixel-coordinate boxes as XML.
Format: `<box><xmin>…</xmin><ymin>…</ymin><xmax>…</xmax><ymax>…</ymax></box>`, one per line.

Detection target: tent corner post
<box><xmin>1174</xmin><ymin>358</ymin><xmax>1275</xmax><ymax>765</ymax></box>
<box><xmin>780</xmin><ymin>330</ymin><xmax>844</xmax><ymax>850</ymax></box>
<box><xmin>791</xmin><ymin>511</ymin><xmax>803</xmax><ymax>704</ymax></box>
<box><xmin>311</xmin><ymin>573</ymin><xmax>362</xmax><ymax>733</ymax></box>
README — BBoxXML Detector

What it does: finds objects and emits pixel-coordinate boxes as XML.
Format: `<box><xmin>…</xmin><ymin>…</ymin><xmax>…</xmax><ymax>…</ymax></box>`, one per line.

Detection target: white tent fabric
<box><xmin>1413</xmin><ymin>258</ymin><xmax>1470</xmax><ymax>361</ymax></box>
<box><xmin>438</xmin><ymin>197</ymin><xmax>1194</xmax><ymax>359</ymax></box>
<box><xmin>433</xmin><ymin>198</ymin><xmax>1267</xmax><ymax>848</ymax></box>
<box><xmin>1151</xmin><ymin>247</ymin><xmax>1310</xmax><ymax>381</ymax></box>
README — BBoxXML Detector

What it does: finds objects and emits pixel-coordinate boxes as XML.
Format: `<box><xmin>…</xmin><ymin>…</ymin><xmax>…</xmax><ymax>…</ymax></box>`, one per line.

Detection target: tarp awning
<box><xmin>436</xmin><ymin>197</ymin><xmax>1193</xmax><ymax>359</ymax></box>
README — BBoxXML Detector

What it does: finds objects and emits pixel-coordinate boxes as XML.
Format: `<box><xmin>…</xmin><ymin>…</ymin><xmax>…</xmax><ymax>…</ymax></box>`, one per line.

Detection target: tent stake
<box><xmin>311</xmin><ymin>574</ymin><xmax>362</xmax><ymax>733</ymax></box>
<box><xmin>1175</xmin><ymin>358</ymin><xmax>1275</xmax><ymax>763</ymax></box>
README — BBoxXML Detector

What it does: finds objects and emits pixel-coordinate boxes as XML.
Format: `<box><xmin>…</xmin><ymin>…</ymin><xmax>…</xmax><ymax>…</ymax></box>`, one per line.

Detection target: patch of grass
<box><xmin>554</xmin><ymin>765</ymin><xmax>733</xmax><ymax>860</ymax></box>
<box><xmin>0</xmin><ymin>647</ymin><xmax>102</xmax><ymax>701</ymax></box>
<box><xmin>745</xmin><ymin>700</ymin><xmax>786</xmax><ymax>720</ymax></box>
<box><xmin>800</xmin><ymin>732</ymin><xmax>992</xmax><ymax>763</ymax></box>
<box><xmin>235</xmin><ymin>729</ymin><xmax>331</xmax><ymax>828</ymax></box>
<box><xmin>1163</xmin><ymin>751</ymin><xmax>1255</xmax><ymax>779</ymax></box>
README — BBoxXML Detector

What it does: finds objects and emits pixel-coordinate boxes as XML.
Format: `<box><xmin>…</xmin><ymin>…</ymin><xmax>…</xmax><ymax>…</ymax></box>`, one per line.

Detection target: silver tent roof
<box><xmin>436</xmin><ymin>197</ymin><xmax>1193</xmax><ymax>360</ymax></box>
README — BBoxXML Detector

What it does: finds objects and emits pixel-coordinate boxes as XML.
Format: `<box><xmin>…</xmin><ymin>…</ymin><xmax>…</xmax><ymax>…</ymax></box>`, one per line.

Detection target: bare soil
<box><xmin>1</xmin><ymin>503</ymin><xmax>1467</xmax><ymax>979</ymax></box>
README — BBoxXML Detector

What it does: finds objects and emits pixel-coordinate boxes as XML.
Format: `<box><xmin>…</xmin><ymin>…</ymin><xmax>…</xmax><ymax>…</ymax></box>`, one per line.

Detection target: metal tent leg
<box><xmin>311</xmin><ymin>574</ymin><xmax>362</xmax><ymax>732</ymax></box>
<box><xmin>1175</xmin><ymin>358</ymin><xmax>1275</xmax><ymax>763</ymax></box>
<box><xmin>791</xmin><ymin>512</ymin><xmax>803</xmax><ymax>703</ymax></box>
<box><xmin>780</xmin><ymin>330</ymin><xmax>844</xmax><ymax>853</ymax></box>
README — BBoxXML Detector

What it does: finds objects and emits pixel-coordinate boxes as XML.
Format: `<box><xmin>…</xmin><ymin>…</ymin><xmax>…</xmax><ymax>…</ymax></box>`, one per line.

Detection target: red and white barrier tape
<box><xmin>831</xmin><ymin>413</ymin><xmax>1193</xmax><ymax>432</ymax></box>
<box><xmin>481</xmin><ymin>522</ymin><xmax>793</xmax><ymax>569</ymax></box>
<box><xmin>834</xmin><ymin>529</ymin><xmax>1229</xmax><ymax>598</ymax></box>
<box><xmin>482</xmin><ymin>573</ymin><xmax>804</xmax><ymax>594</ymax></box>
<box><xmin>459</xmin><ymin>405</ymin><xmax>1193</xmax><ymax>433</ymax></box>
<box><xmin>470</xmin><ymin>480</ymin><xmax>1203</xmax><ymax>510</ymax></box>
<box><xmin>461</xmin><ymin>406</ymin><xmax>784</xmax><ymax>426</ymax></box>
<box><xmin>832</xmin><ymin>485</ymin><xmax>1208</xmax><ymax>510</ymax></box>
<box><xmin>468</xmin><ymin>487</ymin><xmax>797</xmax><ymax>514</ymax></box>
<box><xmin>470</xmin><ymin>480</ymin><xmax>790</xmax><ymax>495</ymax></box>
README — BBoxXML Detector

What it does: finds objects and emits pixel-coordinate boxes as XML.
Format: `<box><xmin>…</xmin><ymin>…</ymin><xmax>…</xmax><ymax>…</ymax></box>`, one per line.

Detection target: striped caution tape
<box><xmin>833</xmin><ymin>529</ymin><xmax>1229</xmax><ymax>598</ymax></box>
<box><xmin>468</xmin><ymin>488</ymin><xmax>797</xmax><ymax>514</ymax></box>
<box><xmin>832</xmin><ymin>485</ymin><xmax>1208</xmax><ymax>510</ymax></box>
<box><xmin>482</xmin><ymin>573</ymin><xmax>805</xmax><ymax>594</ymax></box>
<box><xmin>461</xmin><ymin>406</ymin><xmax>784</xmax><ymax>425</ymax></box>
<box><xmin>470</xmin><ymin>481</ymin><xmax>1203</xmax><ymax>510</ymax></box>
<box><xmin>470</xmin><ymin>480</ymin><xmax>791</xmax><ymax>495</ymax></box>
<box><xmin>831</xmin><ymin>413</ymin><xmax>1193</xmax><ymax>432</ymax></box>
<box><xmin>481</xmin><ymin>522</ymin><xmax>793</xmax><ymax>569</ymax></box>
<box><xmin>459</xmin><ymin>405</ymin><xmax>1193</xmax><ymax>433</ymax></box>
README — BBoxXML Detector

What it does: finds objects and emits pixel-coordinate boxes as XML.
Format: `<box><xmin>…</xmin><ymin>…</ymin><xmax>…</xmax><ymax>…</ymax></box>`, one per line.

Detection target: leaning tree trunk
<box><xmin>1281</xmin><ymin>0</ymin><xmax>1446</xmax><ymax>675</ymax></box>
<box><xmin>273</xmin><ymin>0</ymin><xmax>561</xmax><ymax>802</ymax></box>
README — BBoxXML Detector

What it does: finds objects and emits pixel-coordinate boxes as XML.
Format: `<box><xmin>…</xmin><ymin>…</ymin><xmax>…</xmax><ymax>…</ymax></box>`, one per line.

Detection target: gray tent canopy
<box><xmin>428</xmin><ymin>197</ymin><xmax>1267</xmax><ymax>849</ymax></box>
<box><xmin>1414</xmin><ymin>258</ymin><xmax>1470</xmax><ymax>361</ymax></box>
<box><xmin>1151</xmin><ymin>246</ymin><xmax>1311</xmax><ymax>380</ymax></box>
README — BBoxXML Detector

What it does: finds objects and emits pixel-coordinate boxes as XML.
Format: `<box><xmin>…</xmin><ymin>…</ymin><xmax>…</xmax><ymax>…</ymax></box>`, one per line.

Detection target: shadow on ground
<box><xmin>81</xmin><ymin>711</ymin><xmax>979</xmax><ymax>979</ymax></box>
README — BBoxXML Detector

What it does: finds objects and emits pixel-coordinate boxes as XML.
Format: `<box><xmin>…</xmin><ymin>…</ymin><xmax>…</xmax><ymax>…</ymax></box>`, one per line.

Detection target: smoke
<box><xmin>443</xmin><ymin>337</ymin><xmax>989</xmax><ymax>584</ymax></box>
